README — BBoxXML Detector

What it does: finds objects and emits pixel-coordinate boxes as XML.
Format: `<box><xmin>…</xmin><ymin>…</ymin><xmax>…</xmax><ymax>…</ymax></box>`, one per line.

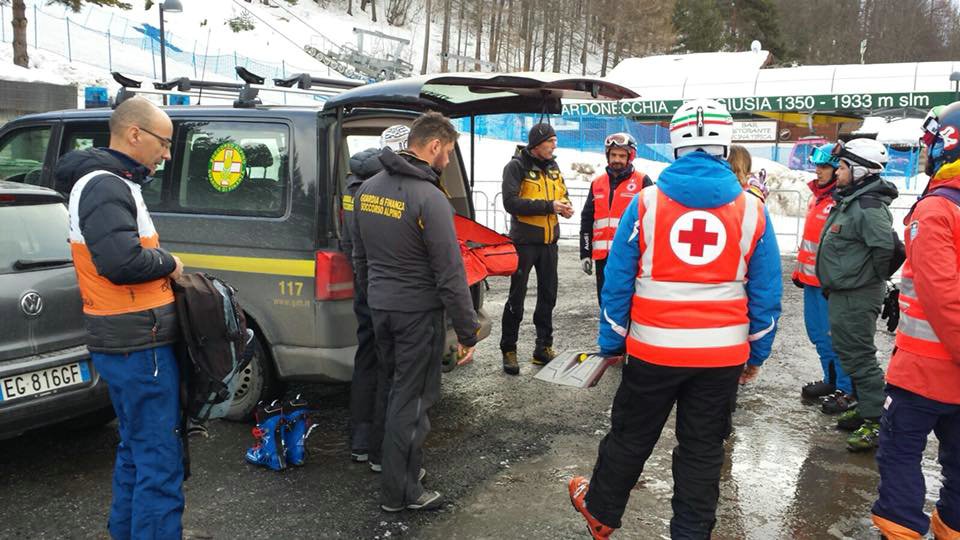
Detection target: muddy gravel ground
<box><xmin>2</xmin><ymin>245</ymin><xmax>937</xmax><ymax>540</ymax></box>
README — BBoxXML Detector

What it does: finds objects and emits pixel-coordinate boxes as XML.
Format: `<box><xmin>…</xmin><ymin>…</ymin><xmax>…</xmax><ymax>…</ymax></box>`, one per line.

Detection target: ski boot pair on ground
<box><xmin>245</xmin><ymin>395</ymin><xmax>313</xmax><ymax>471</ymax></box>
<box><xmin>502</xmin><ymin>346</ymin><xmax>557</xmax><ymax>375</ymax></box>
<box><xmin>802</xmin><ymin>380</ymin><xmax>879</xmax><ymax>451</ymax></box>
<box><xmin>801</xmin><ymin>380</ymin><xmax>857</xmax><ymax>414</ymax></box>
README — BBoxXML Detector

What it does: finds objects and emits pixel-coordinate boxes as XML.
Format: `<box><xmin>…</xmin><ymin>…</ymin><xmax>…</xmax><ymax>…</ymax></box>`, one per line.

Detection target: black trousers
<box><xmin>500</xmin><ymin>243</ymin><xmax>558</xmax><ymax>353</ymax></box>
<box><xmin>585</xmin><ymin>357</ymin><xmax>742</xmax><ymax>539</ymax></box>
<box><xmin>369</xmin><ymin>308</ymin><xmax>445</xmax><ymax>507</ymax></box>
<box><xmin>594</xmin><ymin>257</ymin><xmax>607</xmax><ymax>308</ymax></box>
<box><xmin>348</xmin><ymin>288</ymin><xmax>378</xmax><ymax>454</ymax></box>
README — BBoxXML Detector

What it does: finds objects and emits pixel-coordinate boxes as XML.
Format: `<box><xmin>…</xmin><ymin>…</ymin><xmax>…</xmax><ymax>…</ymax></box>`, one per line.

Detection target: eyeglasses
<box><xmin>137</xmin><ymin>126</ymin><xmax>173</xmax><ymax>150</ymax></box>
<box><xmin>605</xmin><ymin>133</ymin><xmax>635</xmax><ymax>148</ymax></box>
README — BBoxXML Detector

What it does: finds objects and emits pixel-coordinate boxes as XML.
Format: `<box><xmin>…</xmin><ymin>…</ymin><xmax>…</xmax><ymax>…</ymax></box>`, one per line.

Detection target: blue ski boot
<box><xmin>245</xmin><ymin>400</ymin><xmax>287</xmax><ymax>471</ymax></box>
<box><xmin>283</xmin><ymin>394</ymin><xmax>313</xmax><ymax>466</ymax></box>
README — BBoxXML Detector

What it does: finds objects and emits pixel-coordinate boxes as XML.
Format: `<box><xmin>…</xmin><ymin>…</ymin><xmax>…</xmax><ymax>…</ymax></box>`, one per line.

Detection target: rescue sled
<box><xmin>455</xmin><ymin>214</ymin><xmax>518</xmax><ymax>285</ymax></box>
<box><xmin>533</xmin><ymin>351</ymin><xmax>622</xmax><ymax>388</ymax></box>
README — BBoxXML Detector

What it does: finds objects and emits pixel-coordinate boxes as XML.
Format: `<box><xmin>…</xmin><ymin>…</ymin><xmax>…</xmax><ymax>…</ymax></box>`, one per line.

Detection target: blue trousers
<box><xmin>803</xmin><ymin>284</ymin><xmax>851</xmax><ymax>393</ymax></box>
<box><xmin>92</xmin><ymin>345</ymin><xmax>184</xmax><ymax>540</ymax></box>
<box><xmin>873</xmin><ymin>385</ymin><xmax>960</xmax><ymax>535</ymax></box>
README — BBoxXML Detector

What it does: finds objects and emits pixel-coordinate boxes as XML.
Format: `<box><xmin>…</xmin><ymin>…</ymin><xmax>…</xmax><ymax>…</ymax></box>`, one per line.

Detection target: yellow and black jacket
<box><xmin>501</xmin><ymin>147</ymin><xmax>569</xmax><ymax>244</ymax></box>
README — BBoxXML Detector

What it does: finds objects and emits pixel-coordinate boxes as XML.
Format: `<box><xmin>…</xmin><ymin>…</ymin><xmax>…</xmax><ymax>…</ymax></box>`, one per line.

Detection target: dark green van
<box><xmin>0</xmin><ymin>72</ymin><xmax>636</xmax><ymax>418</ymax></box>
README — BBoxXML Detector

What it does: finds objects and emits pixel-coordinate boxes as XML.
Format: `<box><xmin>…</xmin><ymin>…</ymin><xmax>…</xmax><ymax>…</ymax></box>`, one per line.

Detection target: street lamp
<box><xmin>159</xmin><ymin>0</ymin><xmax>183</xmax><ymax>105</ymax></box>
<box><xmin>950</xmin><ymin>71</ymin><xmax>960</xmax><ymax>101</ymax></box>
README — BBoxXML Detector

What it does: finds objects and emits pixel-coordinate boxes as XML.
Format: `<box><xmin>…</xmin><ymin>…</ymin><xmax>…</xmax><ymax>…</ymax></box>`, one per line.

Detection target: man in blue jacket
<box><xmin>568</xmin><ymin>99</ymin><xmax>782</xmax><ymax>539</ymax></box>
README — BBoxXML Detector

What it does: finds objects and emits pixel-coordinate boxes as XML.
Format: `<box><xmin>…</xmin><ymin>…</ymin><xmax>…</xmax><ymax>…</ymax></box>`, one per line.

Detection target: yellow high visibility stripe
<box><xmin>174</xmin><ymin>252</ymin><xmax>315</xmax><ymax>277</ymax></box>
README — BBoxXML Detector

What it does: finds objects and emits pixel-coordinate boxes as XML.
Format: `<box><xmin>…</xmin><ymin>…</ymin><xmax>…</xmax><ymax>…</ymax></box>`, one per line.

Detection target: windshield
<box><xmin>0</xmin><ymin>202</ymin><xmax>72</xmax><ymax>274</ymax></box>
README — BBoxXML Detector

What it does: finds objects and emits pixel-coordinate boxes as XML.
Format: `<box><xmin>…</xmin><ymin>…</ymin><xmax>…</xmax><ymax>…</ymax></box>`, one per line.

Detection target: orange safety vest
<box><xmin>626</xmin><ymin>187</ymin><xmax>766</xmax><ymax>367</ymax></box>
<box><xmin>69</xmin><ymin>170</ymin><xmax>175</xmax><ymax>316</ymax></box>
<box><xmin>896</xmin><ymin>254</ymin><xmax>954</xmax><ymax>361</ymax></box>
<box><xmin>591</xmin><ymin>171</ymin><xmax>646</xmax><ymax>260</ymax></box>
<box><xmin>795</xmin><ymin>190</ymin><xmax>835</xmax><ymax>287</ymax></box>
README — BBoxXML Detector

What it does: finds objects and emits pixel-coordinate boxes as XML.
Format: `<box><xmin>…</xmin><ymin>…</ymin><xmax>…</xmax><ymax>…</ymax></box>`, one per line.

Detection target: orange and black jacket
<box><xmin>501</xmin><ymin>147</ymin><xmax>568</xmax><ymax>245</ymax></box>
<box><xmin>56</xmin><ymin>148</ymin><xmax>178</xmax><ymax>353</ymax></box>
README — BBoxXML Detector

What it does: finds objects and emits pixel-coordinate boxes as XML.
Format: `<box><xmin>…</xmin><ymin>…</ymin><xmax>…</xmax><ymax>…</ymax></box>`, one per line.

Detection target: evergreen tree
<box><xmin>672</xmin><ymin>0</ymin><xmax>727</xmax><ymax>53</ymax></box>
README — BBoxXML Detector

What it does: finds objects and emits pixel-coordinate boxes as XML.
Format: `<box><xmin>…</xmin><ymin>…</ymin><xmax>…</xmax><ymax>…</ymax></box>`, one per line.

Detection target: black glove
<box><xmin>881</xmin><ymin>284</ymin><xmax>900</xmax><ymax>332</ymax></box>
<box><xmin>792</xmin><ymin>277</ymin><xmax>804</xmax><ymax>289</ymax></box>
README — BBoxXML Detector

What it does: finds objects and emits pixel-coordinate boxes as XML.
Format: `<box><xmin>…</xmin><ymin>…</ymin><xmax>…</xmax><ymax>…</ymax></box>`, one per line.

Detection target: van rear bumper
<box><xmin>273</xmin><ymin>307</ymin><xmax>491</xmax><ymax>383</ymax></box>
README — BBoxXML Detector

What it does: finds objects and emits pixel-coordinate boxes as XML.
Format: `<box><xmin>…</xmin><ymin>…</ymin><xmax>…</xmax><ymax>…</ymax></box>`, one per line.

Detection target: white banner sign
<box><xmin>732</xmin><ymin>120</ymin><xmax>778</xmax><ymax>142</ymax></box>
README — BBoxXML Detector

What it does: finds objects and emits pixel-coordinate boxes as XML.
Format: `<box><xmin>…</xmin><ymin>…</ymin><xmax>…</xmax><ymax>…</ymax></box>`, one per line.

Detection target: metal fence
<box><xmin>471</xmin><ymin>186</ymin><xmax>815</xmax><ymax>252</ymax></box>
<box><xmin>0</xmin><ymin>1</ymin><xmax>329</xmax><ymax>83</ymax></box>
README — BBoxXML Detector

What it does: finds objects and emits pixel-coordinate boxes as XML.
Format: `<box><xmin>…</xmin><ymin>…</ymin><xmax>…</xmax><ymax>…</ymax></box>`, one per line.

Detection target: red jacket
<box><xmin>792</xmin><ymin>179</ymin><xmax>836</xmax><ymax>287</ymax></box>
<box><xmin>887</xmin><ymin>174</ymin><xmax>960</xmax><ymax>404</ymax></box>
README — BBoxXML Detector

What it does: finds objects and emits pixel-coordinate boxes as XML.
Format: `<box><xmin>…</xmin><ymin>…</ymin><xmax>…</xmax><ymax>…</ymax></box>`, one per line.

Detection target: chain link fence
<box><xmin>0</xmin><ymin>1</ymin><xmax>327</xmax><ymax>82</ymax></box>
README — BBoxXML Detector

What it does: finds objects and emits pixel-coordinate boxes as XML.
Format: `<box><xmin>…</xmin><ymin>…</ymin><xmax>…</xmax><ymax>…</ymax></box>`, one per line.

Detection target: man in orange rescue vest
<box><xmin>580</xmin><ymin>132</ymin><xmax>653</xmax><ymax>305</ymax></box>
<box><xmin>568</xmin><ymin>98</ymin><xmax>782</xmax><ymax>539</ymax></box>
<box><xmin>871</xmin><ymin>102</ymin><xmax>960</xmax><ymax>540</ymax></box>
<box><xmin>56</xmin><ymin>96</ymin><xmax>186</xmax><ymax>539</ymax></box>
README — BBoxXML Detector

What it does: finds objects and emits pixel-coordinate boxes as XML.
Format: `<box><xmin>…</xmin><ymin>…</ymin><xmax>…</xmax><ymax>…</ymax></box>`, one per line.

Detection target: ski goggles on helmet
<box><xmin>604</xmin><ymin>133</ymin><xmax>637</xmax><ymax>149</ymax></box>
<box><xmin>809</xmin><ymin>144</ymin><xmax>839</xmax><ymax>167</ymax></box>
<box><xmin>922</xmin><ymin>114</ymin><xmax>941</xmax><ymax>147</ymax></box>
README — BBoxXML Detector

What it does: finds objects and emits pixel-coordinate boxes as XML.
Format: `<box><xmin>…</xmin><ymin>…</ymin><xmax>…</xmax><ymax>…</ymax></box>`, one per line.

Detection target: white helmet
<box><xmin>380</xmin><ymin>124</ymin><xmax>410</xmax><ymax>152</ymax></box>
<box><xmin>669</xmin><ymin>99</ymin><xmax>733</xmax><ymax>159</ymax></box>
<box><xmin>835</xmin><ymin>138</ymin><xmax>887</xmax><ymax>182</ymax></box>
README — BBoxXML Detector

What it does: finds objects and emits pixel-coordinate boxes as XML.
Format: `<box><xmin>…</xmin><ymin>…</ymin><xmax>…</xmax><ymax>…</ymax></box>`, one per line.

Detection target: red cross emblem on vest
<box><xmin>669</xmin><ymin>210</ymin><xmax>727</xmax><ymax>265</ymax></box>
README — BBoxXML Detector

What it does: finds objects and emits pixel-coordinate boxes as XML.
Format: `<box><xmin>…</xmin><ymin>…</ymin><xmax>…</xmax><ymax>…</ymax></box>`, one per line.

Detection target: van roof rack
<box><xmin>110</xmin><ymin>67</ymin><xmax>364</xmax><ymax>109</ymax></box>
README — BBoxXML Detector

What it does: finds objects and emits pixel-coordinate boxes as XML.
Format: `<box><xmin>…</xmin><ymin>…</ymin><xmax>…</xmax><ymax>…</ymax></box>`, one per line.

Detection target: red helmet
<box><xmin>605</xmin><ymin>132</ymin><xmax>637</xmax><ymax>163</ymax></box>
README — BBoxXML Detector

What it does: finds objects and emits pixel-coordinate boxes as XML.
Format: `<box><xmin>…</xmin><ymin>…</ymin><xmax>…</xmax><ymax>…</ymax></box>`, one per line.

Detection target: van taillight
<box><xmin>315</xmin><ymin>250</ymin><xmax>354</xmax><ymax>300</ymax></box>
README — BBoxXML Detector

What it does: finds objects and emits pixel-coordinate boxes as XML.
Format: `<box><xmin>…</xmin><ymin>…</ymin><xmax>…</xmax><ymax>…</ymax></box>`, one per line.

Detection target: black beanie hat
<box><xmin>527</xmin><ymin>122</ymin><xmax>557</xmax><ymax>149</ymax></box>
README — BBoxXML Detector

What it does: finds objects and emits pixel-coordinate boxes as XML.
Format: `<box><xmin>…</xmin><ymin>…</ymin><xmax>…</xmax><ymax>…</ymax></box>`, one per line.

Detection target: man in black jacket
<box><xmin>500</xmin><ymin>122</ymin><xmax>573</xmax><ymax>375</ymax></box>
<box><xmin>56</xmin><ymin>96</ymin><xmax>186</xmax><ymax>539</ymax></box>
<box><xmin>341</xmin><ymin>126</ymin><xmax>409</xmax><ymax>465</ymax></box>
<box><xmin>352</xmin><ymin>112</ymin><xmax>479</xmax><ymax>512</ymax></box>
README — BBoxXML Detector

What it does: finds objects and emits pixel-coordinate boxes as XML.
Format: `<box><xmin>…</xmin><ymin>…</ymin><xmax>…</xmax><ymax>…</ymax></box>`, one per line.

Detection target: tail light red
<box><xmin>315</xmin><ymin>250</ymin><xmax>354</xmax><ymax>300</ymax></box>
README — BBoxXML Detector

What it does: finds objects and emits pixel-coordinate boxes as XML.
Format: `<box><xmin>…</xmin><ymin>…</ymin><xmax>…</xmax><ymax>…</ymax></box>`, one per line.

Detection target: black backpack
<box><xmin>172</xmin><ymin>273</ymin><xmax>255</xmax><ymax>425</ymax></box>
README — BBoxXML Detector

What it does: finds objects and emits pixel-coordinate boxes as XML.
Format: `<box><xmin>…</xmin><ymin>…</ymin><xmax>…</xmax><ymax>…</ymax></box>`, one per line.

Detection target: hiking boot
<box><xmin>821</xmin><ymin>390</ymin><xmax>857</xmax><ymax>415</ymax></box>
<box><xmin>568</xmin><ymin>476</ymin><xmax>616</xmax><ymax>539</ymax></box>
<box><xmin>837</xmin><ymin>409</ymin><xmax>865</xmax><ymax>432</ymax></box>
<box><xmin>532</xmin><ymin>346</ymin><xmax>557</xmax><ymax>366</ymax></box>
<box><xmin>381</xmin><ymin>490</ymin><xmax>443</xmax><ymax>512</ymax></box>
<box><xmin>801</xmin><ymin>380</ymin><xmax>836</xmax><ymax>400</ymax></box>
<box><xmin>847</xmin><ymin>419</ymin><xmax>880</xmax><ymax>452</ymax></box>
<box><xmin>503</xmin><ymin>351</ymin><xmax>519</xmax><ymax>375</ymax></box>
<box><xmin>245</xmin><ymin>400</ymin><xmax>287</xmax><ymax>471</ymax></box>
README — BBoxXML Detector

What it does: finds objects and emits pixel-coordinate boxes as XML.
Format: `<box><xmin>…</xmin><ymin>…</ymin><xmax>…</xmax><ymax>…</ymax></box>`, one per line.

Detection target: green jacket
<box><xmin>815</xmin><ymin>175</ymin><xmax>898</xmax><ymax>291</ymax></box>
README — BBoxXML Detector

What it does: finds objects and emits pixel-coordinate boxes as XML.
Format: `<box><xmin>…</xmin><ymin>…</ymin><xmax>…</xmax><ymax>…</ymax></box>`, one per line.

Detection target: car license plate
<box><xmin>0</xmin><ymin>362</ymin><xmax>90</xmax><ymax>402</ymax></box>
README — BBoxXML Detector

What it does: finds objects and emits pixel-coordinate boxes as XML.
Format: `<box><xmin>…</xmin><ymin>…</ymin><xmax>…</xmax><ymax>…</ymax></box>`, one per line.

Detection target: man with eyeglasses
<box><xmin>579</xmin><ymin>132</ymin><xmax>652</xmax><ymax>306</ymax></box>
<box><xmin>55</xmin><ymin>96</ymin><xmax>192</xmax><ymax>539</ymax></box>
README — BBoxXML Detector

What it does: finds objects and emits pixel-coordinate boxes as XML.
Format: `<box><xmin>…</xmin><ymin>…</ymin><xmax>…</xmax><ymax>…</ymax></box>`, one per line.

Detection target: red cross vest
<box><xmin>591</xmin><ymin>171</ymin><xmax>646</xmax><ymax>260</ymax></box>
<box><xmin>794</xmin><ymin>190</ymin><xmax>834</xmax><ymax>287</ymax></box>
<box><xmin>626</xmin><ymin>187</ymin><xmax>766</xmax><ymax>367</ymax></box>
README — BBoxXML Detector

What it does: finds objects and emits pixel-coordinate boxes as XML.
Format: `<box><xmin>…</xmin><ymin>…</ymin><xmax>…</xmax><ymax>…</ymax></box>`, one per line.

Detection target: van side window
<box><xmin>177</xmin><ymin>121</ymin><xmax>289</xmax><ymax>217</ymax></box>
<box><xmin>60</xmin><ymin>123</ymin><xmax>169</xmax><ymax>209</ymax></box>
<box><xmin>0</xmin><ymin>126</ymin><xmax>51</xmax><ymax>185</ymax></box>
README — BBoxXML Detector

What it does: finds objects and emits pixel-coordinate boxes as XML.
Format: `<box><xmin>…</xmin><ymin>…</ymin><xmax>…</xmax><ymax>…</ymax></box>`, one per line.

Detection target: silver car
<box><xmin>0</xmin><ymin>181</ymin><xmax>111</xmax><ymax>439</ymax></box>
